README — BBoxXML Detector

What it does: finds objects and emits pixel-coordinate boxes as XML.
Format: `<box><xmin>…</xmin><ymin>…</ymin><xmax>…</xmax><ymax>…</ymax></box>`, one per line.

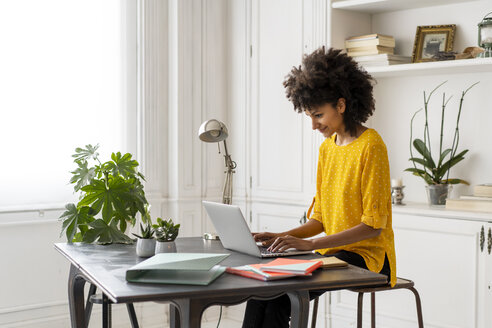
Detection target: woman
<box><xmin>242</xmin><ymin>47</ymin><xmax>396</xmax><ymax>328</ymax></box>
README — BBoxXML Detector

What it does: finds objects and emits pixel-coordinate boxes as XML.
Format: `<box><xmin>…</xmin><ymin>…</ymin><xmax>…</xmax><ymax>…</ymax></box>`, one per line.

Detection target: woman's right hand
<box><xmin>253</xmin><ymin>232</ymin><xmax>281</xmax><ymax>247</ymax></box>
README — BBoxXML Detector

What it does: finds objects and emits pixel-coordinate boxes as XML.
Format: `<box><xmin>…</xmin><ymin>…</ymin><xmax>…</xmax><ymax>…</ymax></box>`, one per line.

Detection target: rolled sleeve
<box><xmin>361</xmin><ymin>143</ymin><xmax>391</xmax><ymax>230</ymax></box>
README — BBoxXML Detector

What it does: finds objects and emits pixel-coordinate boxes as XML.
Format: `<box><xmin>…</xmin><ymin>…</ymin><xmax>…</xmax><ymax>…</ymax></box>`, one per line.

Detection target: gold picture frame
<box><xmin>412</xmin><ymin>25</ymin><xmax>456</xmax><ymax>63</ymax></box>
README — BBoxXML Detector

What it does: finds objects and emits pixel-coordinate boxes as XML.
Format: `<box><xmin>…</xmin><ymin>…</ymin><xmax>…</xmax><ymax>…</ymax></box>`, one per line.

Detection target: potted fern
<box><xmin>153</xmin><ymin>218</ymin><xmax>180</xmax><ymax>253</ymax></box>
<box><xmin>405</xmin><ymin>81</ymin><xmax>478</xmax><ymax>206</ymax></box>
<box><xmin>59</xmin><ymin>144</ymin><xmax>148</xmax><ymax>244</ymax></box>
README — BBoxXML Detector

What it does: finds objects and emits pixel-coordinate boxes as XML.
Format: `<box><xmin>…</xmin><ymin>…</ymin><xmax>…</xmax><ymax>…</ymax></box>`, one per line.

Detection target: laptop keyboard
<box><xmin>259</xmin><ymin>246</ymin><xmax>291</xmax><ymax>257</ymax></box>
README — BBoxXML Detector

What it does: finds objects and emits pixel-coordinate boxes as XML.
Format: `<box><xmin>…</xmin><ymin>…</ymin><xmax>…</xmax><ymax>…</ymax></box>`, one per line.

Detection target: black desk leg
<box><xmin>68</xmin><ymin>264</ymin><xmax>87</xmax><ymax>328</ymax></box>
<box><xmin>287</xmin><ymin>290</ymin><xmax>310</xmax><ymax>328</ymax></box>
<box><xmin>171</xmin><ymin>299</ymin><xmax>206</xmax><ymax>328</ymax></box>
<box><xmin>169</xmin><ymin>304</ymin><xmax>180</xmax><ymax>328</ymax></box>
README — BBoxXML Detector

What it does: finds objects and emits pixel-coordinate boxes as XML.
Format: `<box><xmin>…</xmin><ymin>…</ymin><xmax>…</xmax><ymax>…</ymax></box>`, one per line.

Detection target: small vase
<box><xmin>426</xmin><ymin>184</ymin><xmax>452</xmax><ymax>206</ymax></box>
<box><xmin>136</xmin><ymin>238</ymin><xmax>156</xmax><ymax>257</ymax></box>
<box><xmin>155</xmin><ymin>241</ymin><xmax>177</xmax><ymax>253</ymax></box>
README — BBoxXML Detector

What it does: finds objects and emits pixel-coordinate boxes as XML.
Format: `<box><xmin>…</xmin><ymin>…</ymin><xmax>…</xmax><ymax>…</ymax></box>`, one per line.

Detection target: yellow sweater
<box><xmin>310</xmin><ymin>129</ymin><xmax>396</xmax><ymax>287</ymax></box>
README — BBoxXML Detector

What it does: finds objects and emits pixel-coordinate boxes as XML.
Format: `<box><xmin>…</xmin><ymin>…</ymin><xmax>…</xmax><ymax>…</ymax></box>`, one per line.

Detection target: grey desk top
<box><xmin>55</xmin><ymin>237</ymin><xmax>387</xmax><ymax>304</ymax></box>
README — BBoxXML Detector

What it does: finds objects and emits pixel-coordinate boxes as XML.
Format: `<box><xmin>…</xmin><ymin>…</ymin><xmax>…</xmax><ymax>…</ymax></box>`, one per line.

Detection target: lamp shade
<box><xmin>198</xmin><ymin>119</ymin><xmax>229</xmax><ymax>142</ymax></box>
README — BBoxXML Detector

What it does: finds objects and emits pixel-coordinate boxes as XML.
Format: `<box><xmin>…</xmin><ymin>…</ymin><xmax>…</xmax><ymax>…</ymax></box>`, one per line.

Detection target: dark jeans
<box><xmin>241</xmin><ymin>251</ymin><xmax>391</xmax><ymax>328</ymax></box>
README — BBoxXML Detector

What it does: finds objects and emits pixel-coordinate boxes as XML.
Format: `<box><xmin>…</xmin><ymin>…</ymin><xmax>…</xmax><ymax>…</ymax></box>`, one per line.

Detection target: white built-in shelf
<box><xmin>393</xmin><ymin>202</ymin><xmax>492</xmax><ymax>222</ymax></box>
<box><xmin>363</xmin><ymin>58</ymin><xmax>492</xmax><ymax>78</ymax></box>
<box><xmin>331</xmin><ymin>0</ymin><xmax>480</xmax><ymax>14</ymax></box>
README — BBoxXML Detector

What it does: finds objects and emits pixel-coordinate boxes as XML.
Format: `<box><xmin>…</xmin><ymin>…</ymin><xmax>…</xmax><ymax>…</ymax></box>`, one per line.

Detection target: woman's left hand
<box><xmin>267</xmin><ymin>235</ymin><xmax>315</xmax><ymax>253</ymax></box>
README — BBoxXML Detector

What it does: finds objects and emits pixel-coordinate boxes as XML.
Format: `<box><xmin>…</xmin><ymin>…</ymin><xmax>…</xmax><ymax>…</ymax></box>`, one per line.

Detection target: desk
<box><xmin>55</xmin><ymin>237</ymin><xmax>387</xmax><ymax>328</ymax></box>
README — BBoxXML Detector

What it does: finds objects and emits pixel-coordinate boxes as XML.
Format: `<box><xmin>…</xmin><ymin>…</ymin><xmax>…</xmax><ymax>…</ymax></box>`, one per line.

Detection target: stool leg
<box><xmin>311</xmin><ymin>297</ymin><xmax>319</xmax><ymax>328</ymax></box>
<box><xmin>409</xmin><ymin>287</ymin><xmax>424</xmax><ymax>328</ymax></box>
<box><xmin>85</xmin><ymin>284</ymin><xmax>97</xmax><ymax>327</ymax></box>
<box><xmin>371</xmin><ymin>292</ymin><xmax>375</xmax><ymax>328</ymax></box>
<box><xmin>357</xmin><ymin>293</ymin><xmax>364</xmax><ymax>328</ymax></box>
<box><xmin>126</xmin><ymin>303</ymin><xmax>139</xmax><ymax>328</ymax></box>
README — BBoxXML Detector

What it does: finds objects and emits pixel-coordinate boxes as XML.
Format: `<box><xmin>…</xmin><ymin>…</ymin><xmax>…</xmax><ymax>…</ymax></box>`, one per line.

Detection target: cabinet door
<box><xmin>251</xmin><ymin>202</ymin><xmax>306</xmax><ymax>233</ymax></box>
<box><xmin>250</xmin><ymin>0</ymin><xmax>313</xmax><ymax>203</ymax></box>
<box><xmin>480</xmin><ymin>223</ymin><xmax>492</xmax><ymax>328</ymax></box>
<box><xmin>329</xmin><ymin>213</ymin><xmax>483</xmax><ymax>328</ymax></box>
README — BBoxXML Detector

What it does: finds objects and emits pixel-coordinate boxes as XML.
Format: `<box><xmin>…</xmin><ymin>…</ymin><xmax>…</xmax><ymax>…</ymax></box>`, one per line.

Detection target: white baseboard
<box><xmin>0</xmin><ymin>301</ymin><xmax>249</xmax><ymax>328</ymax></box>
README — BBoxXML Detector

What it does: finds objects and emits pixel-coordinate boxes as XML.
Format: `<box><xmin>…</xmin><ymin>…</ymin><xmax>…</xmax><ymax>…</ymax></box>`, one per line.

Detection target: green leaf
<box><xmin>59</xmin><ymin>204</ymin><xmax>91</xmax><ymax>243</ymax></box>
<box><xmin>72</xmin><ymin>144</ymin><xmax>100</xmax><ymax>163</ymax></box>
<box><xmin>412</xmin><ymin>139</ymin><xmax>435</xmax><ymax>169</ymax></box>
<box><xmin>85</xmin><ymin>177</ymin><xmax>146</xmax><ymax>228</ymax></box>
<box><xmin>103</xmin><ymin>152</ymin><xmax>140</xmax><ymax>179</ymax></box>
<box><xmin>82</xmin><ymin>219</ymin><xmax>133</xmax><ymax>244</ymax></box>
<box><xmin>405</xmin><ymin>168</ymin><xmax>434</xmax><ymax>184</ymax></box>
<box><xmin>436</xmin><ymin>149</ymin><xmax>469</xmax><ymax>179</ymax></box>
<box><xmin>437</xmin><ymin>149</ymin><xmax>452</xmax><ymax>168</ymax></box>
<box><xmin>408</xmin><ymin>157</ymin><xmax>429</xmax><ymax>168</ymax></box>
<box><xmin>69</xmin><ymin>160</ymin><xmax>96</xmax><ymax>192</ymax></box>
<box><xmin>442</xmin><ymin>178</ymin><xmax>470</xmax><ymax>185</ymax></box>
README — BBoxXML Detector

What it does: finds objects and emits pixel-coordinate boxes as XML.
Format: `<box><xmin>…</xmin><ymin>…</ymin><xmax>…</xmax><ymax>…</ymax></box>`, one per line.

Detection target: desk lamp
<box><xmin>198</xmin><ymin>119</ymin><xmax>237</xmax><ymax>205</ymax></box>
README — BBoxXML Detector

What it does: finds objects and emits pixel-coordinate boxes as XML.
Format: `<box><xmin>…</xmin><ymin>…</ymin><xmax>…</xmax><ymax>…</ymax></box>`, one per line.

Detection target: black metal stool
<box><xmin>86</xmin><ymin>283</ymin><xmax>140</xmax><ymax>328</ymax></box>
<box><xmin>310</xmin><ymin>278</ymin><xmax>424</xmax><ymax>328</ymax></box>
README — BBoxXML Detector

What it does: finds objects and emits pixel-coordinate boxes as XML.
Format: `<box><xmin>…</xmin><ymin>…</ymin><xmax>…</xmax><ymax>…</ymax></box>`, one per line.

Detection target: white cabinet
<box><xmin>249</xmin><ymin>0</ymin><xmax>325</xmax><ymax>205</ymax></box>
<box><xmin>329</xmin><ymin>209</ymin><xmax>492</xmax><ymax>328</ymax></box>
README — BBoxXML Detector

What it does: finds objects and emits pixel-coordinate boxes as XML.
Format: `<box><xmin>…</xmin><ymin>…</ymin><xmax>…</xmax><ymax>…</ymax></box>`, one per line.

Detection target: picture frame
<box><xmin>411</xmin><ymin>24</ymin><xmax>456</xmax><ymax>63</ymax></box>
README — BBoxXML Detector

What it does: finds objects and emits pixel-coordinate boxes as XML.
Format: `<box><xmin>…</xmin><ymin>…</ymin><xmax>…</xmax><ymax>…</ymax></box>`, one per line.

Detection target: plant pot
<box><xmin>426</xmin><ymin>184</ymin><xmax>453</xmax><ymax>206</ymax></box>
<box><xmin>155</xmin><ymin>241</ymin><xmax>177</xmax><ymax>253</ymax></box>
<box><xmin>136</xmin><ymin>238</ymin><xmax>156</xmax><ymax>257</ymax></box>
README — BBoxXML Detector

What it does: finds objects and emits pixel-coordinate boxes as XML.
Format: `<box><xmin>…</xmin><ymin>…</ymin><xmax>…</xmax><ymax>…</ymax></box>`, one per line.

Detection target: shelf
<box><xmin>362</xmin><ymin>58</ymin><xmax>492</xmax><ymax>78</ymax></box>
<box><xmin>393</xmin><ymin>202</ymin><xmax>492</xmax><ymax>222</ymax></box>
<box><xmin>331</xmin><ymin>0</ymin><xmax>480</xmax><ymax>14</ymax></box>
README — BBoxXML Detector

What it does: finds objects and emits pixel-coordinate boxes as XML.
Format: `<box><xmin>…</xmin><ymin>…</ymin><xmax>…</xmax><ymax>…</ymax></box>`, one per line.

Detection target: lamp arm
<box><xmin>221</xmin><ymin>140</ymin><xmax>236</xmax><ymax>204</ymax></box>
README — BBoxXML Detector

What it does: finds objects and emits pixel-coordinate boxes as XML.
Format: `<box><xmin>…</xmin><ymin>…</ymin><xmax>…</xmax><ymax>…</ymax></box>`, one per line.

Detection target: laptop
<box><xmin>202</xmin><ymin>201</ymin><xmax>313</xmax><ymax>258</ymax></box>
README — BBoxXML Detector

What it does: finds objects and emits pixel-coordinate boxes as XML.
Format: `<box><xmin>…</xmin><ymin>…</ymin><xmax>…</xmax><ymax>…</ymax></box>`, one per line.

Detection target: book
<box><xmin>316</xmin><ymin>257</ymin><xmax>348</xmax><ymax>269</ymax></box>
<box><xmin>346</xmin><ymin>33</ymin><xmax>394</xmax><ymax>42</ymax></box>
<box><xmin>259</xmin><ymin>258</ymin><xmax>322</xmax><ymax>275</ymax></box>
<box><xmin>460</xmin><ymin>195</ymin><xmax>492</xmax><ymax>201</ymax></box>
<box><xmin>126</xmin><ymin>253</ymin><xmax>229</xmax><ymax>285</ymax></box>
<box><xmin>445</xmin><ymin>199</ymin><xmax>492</xmax><ymax>212</ymax></box>
<box><xmin>348</xmin><ymin>47</ymin><xmax>394</xmax><ymax>57</ymax></box>
<box><xmin>345</xmin><ymin>37</ymin><xmax>395</xmax><ymax>49</ymax></box>
<box><xmin>474</xmin><ymin>184</ymin><xmax>492</xmax><ymax>197</ymax></box>
<box><xmin>348</xmin><ymin>45</ymin><xmax>394</xmax><ymax>52</ymax></box>
<box><xmin>226</xmin><ymin>263</ymin><xmax>303</xmax><ymax>281</ymax></box>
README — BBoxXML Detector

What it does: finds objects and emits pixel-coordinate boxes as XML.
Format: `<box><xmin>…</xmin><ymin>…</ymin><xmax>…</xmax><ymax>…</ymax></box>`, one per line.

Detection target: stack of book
<box><xmin>345</xmin><ymin>34</ymin><xmax>411</xmax><ymax>67</ymax></box>
<box><xmin>445</xmin><ymin>184</ymin><xmax>492</xmax><ymax>212</ymax></box>
<box><xmin>226</xmin><ymin>257</ymin><xmax>347</xmax><ymax>281</ymax></box>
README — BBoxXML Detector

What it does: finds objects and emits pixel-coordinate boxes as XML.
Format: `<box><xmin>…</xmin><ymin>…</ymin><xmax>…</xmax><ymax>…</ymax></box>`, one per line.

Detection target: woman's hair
<box><xmin>283</xmin><ymin>47</ymin><xmax>375</xmax><ymax>136</ymax></box>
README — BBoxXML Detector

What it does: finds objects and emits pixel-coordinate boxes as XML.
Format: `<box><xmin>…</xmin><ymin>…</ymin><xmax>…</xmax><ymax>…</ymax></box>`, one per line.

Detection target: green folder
<box><xmin>126</xmin><ymin>253</ymin><xmax>229</xmax><ymax>285</ymax></box>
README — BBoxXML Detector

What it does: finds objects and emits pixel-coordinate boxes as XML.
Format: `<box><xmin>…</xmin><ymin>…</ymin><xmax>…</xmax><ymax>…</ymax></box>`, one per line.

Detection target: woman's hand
<box><xmin>267</xmin><ymin>235</ymin><xmax>315</xmax><ymax>253</ymax></box>
<box><xmin>253</xmin><ymin>232</ymin><xmax>281</xmax><ymax>247</ymax></box>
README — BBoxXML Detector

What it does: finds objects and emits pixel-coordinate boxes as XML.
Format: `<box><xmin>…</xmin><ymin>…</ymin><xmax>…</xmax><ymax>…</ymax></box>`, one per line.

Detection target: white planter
<box><xmin>155</xmin><ymin>241</ymin><xmax>177</xmax><ymax>253</ymax></box>
<box><xmin>136</xmin><ymin>238</ymin><xmax>156</xmax><ymax>257</ymax></box>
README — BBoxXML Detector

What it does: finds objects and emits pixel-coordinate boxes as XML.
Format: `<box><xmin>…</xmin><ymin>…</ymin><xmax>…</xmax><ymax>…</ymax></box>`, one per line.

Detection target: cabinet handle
<box><xmin>480</xmin><ymin>226</ymin><xmax>485</xmax><ymax>252</ymax></box>
<box><xmin>488</xmin><ymin>228</ymin><xmax>492</xmax><ymax>255</ymax></box>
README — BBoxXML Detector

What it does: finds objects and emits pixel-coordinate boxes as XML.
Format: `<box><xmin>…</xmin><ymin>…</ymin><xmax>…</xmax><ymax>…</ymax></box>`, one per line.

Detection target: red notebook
<box><xmin>259</xmin><ymin>258</ymin><xmax>322</xmax><ymax>275</ymax></box>
<box><xmin>226</xmin><ymin>262</ymin><xmax>312</xmax><ymax>281</ymax></box>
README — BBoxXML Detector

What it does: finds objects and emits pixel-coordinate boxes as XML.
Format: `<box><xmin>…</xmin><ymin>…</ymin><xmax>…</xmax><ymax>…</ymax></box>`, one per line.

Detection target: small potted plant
<box><xmin>153</xmin><ymin>218</ymin><xmax>180</xmax><ymax>253</ymax></box>
<box><xmin>132</xmin><ymin>222</ymin><xmax>155</xmax><ymax>257</ymax></box>
<box><xmin>405</xmin><ymin>81</ymin><xmax>478</xmax><ymax>206</ymax></box>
